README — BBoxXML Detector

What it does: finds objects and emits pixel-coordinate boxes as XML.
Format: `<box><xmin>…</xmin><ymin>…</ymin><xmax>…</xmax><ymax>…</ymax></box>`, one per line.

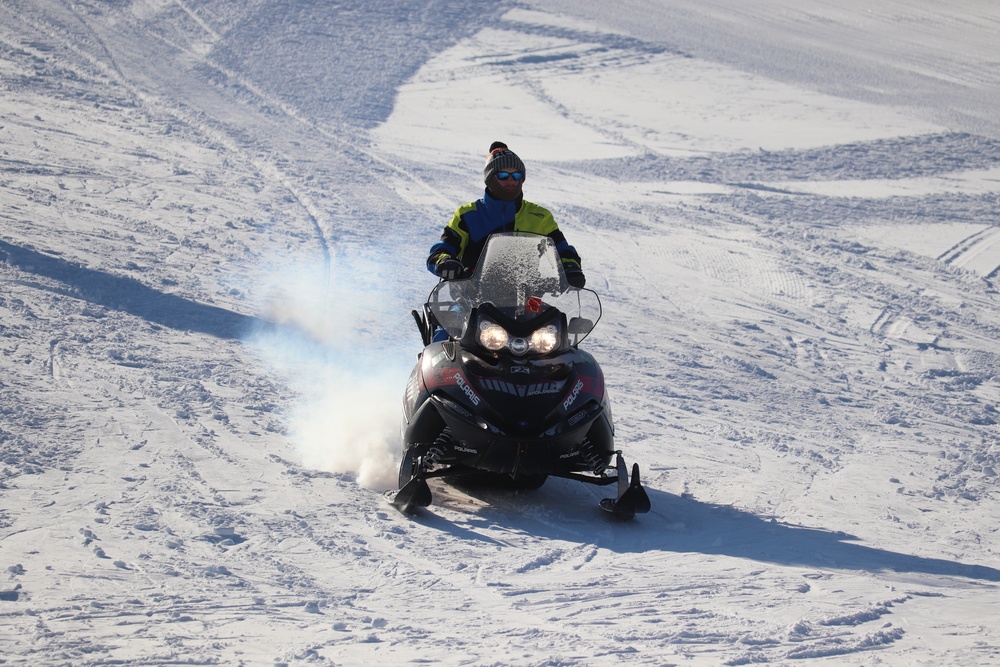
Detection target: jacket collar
<box><xmin>482</xmin><ymin>188</ymin><xmax>523</xmax><ymax>212</ymax></box>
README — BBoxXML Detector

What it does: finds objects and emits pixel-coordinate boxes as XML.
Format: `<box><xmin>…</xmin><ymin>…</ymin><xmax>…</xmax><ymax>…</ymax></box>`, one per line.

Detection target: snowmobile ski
<box><xmin>599</xmin><ymin>460</ymin><xmax>651</xmax><ymax>520</ymax></box>
<box><xmin>386</xmin><ymin>476</ymin><xmax>432</xmax><ymax>514</ymax></box>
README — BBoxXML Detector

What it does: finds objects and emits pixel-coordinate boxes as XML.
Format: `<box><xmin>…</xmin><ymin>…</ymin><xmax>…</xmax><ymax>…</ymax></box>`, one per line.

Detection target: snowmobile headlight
<box><xmin>509</xmin><ymin>337</ymin><xmax>530</xmax><ymax>356</ymax></box>
<box><xmin>479</xmin><ymin>320</ymin><xmax>508</xmax><ymax>351</ymax></box>
<box><xmin>531</xmin><ymin>324</ymin><xmax>559</xmax><ymax>354</ymax></box>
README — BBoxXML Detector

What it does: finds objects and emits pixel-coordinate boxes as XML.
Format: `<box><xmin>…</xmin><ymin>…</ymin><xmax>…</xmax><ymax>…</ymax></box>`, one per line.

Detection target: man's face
<box><xmin>494</xmin><ymin>171</ymin><xmax>523</xmax><ymax>195</ymax></box>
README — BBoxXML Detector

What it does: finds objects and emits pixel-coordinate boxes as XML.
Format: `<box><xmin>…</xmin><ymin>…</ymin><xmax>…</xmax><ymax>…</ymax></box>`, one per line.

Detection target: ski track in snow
<box><xmin>938</xmin><ymin>226</ymin><xmax>1000</xmax><ymax>279</ymax></box>
<box><xmin>2</xmin><ymin>1</ymin><xmax>1000</xmax><ymax>665</ymax></box>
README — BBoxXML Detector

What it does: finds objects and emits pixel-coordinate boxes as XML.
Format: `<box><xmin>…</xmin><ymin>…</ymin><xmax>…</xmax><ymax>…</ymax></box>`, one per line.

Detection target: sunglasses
<box><xmin>496</xmin><ymin>171</ymin><xmax>524</xmax><ymax>181</ymax></box>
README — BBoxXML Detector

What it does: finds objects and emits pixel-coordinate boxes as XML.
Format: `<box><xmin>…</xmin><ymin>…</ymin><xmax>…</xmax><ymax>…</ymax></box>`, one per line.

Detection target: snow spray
<box><xmin>248</xmin><ymin>253</ymin><xmax>413</xmax><ymax>491</ymax></box>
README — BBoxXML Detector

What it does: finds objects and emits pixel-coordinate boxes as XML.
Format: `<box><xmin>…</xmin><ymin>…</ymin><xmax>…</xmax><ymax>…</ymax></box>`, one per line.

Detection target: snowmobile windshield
<box><xmin>427</xmin><ymin>232</ymin><xmax>602</xmax><ymax>344</ymax></box>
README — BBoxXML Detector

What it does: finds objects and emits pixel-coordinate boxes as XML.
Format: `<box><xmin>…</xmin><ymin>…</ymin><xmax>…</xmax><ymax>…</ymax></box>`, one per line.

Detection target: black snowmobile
<box><xmin>389</xmin><ymin>232</ymin><xmax>650</xmax><ymax>519</ymax></box>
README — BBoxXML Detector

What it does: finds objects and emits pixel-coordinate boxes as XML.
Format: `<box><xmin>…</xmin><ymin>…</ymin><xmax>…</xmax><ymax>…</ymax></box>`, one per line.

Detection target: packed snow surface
<box><xmin>2</xmin><ymin>1</ymin><xmax>1000</xmax><ymax>665</ymax></box>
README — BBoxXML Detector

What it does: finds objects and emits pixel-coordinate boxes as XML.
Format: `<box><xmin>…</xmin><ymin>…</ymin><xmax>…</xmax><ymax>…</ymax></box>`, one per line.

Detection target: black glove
<box><xmin>565</xmin><ymin>267</ymin><xmax>586</xmax><ymax>288</ymax></box>
<box><xmin>434</xmin><ymin>256</ymin><xmax>463</xmax><ymax>280</ymax></box>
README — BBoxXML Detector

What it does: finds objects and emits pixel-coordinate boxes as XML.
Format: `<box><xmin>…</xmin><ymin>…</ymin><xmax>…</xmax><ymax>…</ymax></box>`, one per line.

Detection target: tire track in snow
<box><xmin>117</xmin><ymin>0</ymin><xmax>457</xmax><ymax>214</ymax></box>
<box><xmin>116</xmin><ymin>0</ymin><xmax>460</xmax><ymax>267</ymax></box>
<box><xmin>311</xmin><ymin>484</ymin><xmax>640</xmax><ymax>658</ymax></box>
<box><xmin>6</xmin><ymin>2</ymin><xmax>339</xmax><ymax>267</ymax></box>
<box><xmin>937</xmin><ymin>225</ymin><xmax>1000</xmax><ymax>278</ymax></box>
<box><xmin>869</xmin><ymin>306</ymin><xmax>896</xmax><ymax>336</ymax></box>
<box><xmin>169</xmin><ymin>0</ymin><xmax>222</xmax><ymax>43</ymax></box>
<box><xmin>324</xmin><ymin>508</ymin><xmax>606</xmax><ymax>658</ymax></box>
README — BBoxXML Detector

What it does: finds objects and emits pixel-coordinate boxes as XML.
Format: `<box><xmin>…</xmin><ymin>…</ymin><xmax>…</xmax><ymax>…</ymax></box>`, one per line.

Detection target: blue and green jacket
<box><xmin>426</xmin><ymin>190</ymin><xmax>582</xmax><ymax>277</ymax></box>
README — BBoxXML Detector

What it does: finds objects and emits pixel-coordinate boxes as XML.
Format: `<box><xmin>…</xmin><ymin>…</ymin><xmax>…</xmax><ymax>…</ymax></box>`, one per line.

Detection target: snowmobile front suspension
<box><xmin>390</xmin><ymin>450</ymin><xmax>651</xmax><ymax>520</ymax></box>
<box><xmin>551</xmin><ymin>452</ymin><xmax>651</xmax><ymax>520</ymax></box>
<box><xmin>388</xmin><ymin>441</ymin><xmax>481</xmax><ymax>514</ymax></box>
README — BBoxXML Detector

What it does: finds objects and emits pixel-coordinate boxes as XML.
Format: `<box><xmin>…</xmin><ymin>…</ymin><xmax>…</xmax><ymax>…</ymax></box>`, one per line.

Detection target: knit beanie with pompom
<box><xmin>483</xmin><ymin>141</ymin><xmax>525</xmax><ymax>200</ymax></box>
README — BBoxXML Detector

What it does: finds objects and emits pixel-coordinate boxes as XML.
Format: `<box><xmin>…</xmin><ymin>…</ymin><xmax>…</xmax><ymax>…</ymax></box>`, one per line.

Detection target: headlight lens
<box><xmin>479</xmin><ymin>320</ymin><xmax>508</xmax><ymax>351</ymax></box>
<box><xmin>531</xmin><ymin>325</ymin><xmax>559</xmax><ymax>354</ymax></box>
<box><xmin>509</xmin><ymin>337</ymin><xmax>530</xmax><ymax>356</ymax></box>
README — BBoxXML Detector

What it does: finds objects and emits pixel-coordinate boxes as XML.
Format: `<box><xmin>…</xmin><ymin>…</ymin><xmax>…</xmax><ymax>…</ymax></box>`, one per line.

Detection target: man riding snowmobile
<box><xmin>427</xmin><ymin>141</ymin><xmax>586</xmax><ymax>288</ymax></box>
<box><xmin>392</xmin><ymin>230</ymin><xmax>650</xmax><ymax>519</ymax></box>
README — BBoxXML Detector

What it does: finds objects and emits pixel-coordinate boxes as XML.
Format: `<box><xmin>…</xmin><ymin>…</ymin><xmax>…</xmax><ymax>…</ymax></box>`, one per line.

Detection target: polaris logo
<box><xmin>455</xmin><ymin>444</ymin><xmax>478</xmax><ymax>454</ymax></box>
<box><xmin>453</xmin><ymin>372</ymin><xmax>481</xmax><ymax>406</ymax></box>
<box><xmin>562</xmin><ymin>380</ymin><xmax>585</xmax><ymax>410</ymax></box>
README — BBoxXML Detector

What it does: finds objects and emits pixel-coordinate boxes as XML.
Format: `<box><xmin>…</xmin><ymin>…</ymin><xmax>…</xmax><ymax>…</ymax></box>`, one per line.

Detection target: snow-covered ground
<box><xmin>2</xmin><ymin>1</ymin><xmax>999</xmax><ymax>665</ymax></box>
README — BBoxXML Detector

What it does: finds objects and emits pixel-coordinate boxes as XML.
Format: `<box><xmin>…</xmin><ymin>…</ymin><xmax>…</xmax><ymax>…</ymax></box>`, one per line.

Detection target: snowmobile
<box><xmin>389</xmin><ymin>232</ymin><xmax>650</xmax><ymax>519</ymax></box>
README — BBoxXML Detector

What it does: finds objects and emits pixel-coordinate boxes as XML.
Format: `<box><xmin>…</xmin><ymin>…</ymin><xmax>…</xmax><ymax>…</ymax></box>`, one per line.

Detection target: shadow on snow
<box><xmin>422</xmin><ymin>479</ymin><xmax>1000</xmax><ymax>584</ymax></box>
<box><xmin>639</xmin><ymin>486</ymin><xmax>1000</xmax><ymax>584</ymax></box>
<box><xmin>0</xmin><ymin>240</ymin><xmax>264</xmax><ymax>340</ymax></box>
